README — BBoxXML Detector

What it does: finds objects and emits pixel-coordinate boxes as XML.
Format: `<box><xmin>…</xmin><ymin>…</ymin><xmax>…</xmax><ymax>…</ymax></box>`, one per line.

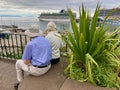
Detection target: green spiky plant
<box><xmin>62</xmin><ymin>4</ymin><xmax>120</xmax><ymax>89</ymax></box>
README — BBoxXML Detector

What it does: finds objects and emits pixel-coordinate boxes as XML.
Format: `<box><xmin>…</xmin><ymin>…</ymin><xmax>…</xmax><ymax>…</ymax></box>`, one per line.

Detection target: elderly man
<box><xmin>45</xmin><ymin>21</ymin><xmax>63</xmax><ymax>65</ymax></box>
<box><xmin>14</xmin><ymin>25</ymin><xmax>52</xmax><ymax>90</ymax></box>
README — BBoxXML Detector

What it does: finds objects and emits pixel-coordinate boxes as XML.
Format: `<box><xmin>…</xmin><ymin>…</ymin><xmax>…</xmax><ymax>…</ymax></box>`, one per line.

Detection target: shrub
<box><xmin>62</xmin><ymin>4</ymin><xmax>120</xmax><ymax>89</ymax></box>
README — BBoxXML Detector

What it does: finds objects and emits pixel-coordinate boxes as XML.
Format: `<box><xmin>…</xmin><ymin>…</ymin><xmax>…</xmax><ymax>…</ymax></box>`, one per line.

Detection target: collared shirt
<box><xmin>45</xmin><ymin>31</ymin><xmax>63</xmax><ymax>59</ymax></box>
<box><xmin>22</xmin><ymin>36</ymin><xmax>52</xmax><ymax>66</ymax></box>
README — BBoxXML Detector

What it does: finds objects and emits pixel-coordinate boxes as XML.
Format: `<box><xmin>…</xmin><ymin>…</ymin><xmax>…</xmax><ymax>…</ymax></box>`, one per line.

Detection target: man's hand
<box><xmin>24</xmin><ymin>60</ymin><xmax>31</xmax><ymax>65</ymax></box>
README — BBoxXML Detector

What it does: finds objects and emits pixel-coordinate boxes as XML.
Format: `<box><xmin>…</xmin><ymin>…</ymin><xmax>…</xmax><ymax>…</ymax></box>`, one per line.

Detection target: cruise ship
<box><xmin>38</xmin><ymin>9</ymin><xmax>76</xmax><ymax>22</ymax></box>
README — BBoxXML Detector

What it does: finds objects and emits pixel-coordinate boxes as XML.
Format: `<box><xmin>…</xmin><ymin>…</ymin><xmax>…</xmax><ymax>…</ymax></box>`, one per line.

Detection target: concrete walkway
<box><xmin>0</xmin><ymin>59</ymin><xmax>16</xmax><ymax>90</ymax></box>
<box><xmin>0</xmin><ymin>57</ymin><xmax>115</xmax><ymax>90</ymax></box>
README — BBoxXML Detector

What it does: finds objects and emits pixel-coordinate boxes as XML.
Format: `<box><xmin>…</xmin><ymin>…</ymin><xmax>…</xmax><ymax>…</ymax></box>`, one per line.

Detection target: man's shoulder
<box><xmin>38</xmin><ymin>36</ymin><xmax>49</xmax><ymax>41</ymax></box>
<box><xmin>26</xmin><ymin>41</ymin><xmax>33</xmax><ymax>47</ymax></box>
<box><xmin>47</xmin><ymin>31</ymin><xmax>61</xmax><ymax>37</ymax></box>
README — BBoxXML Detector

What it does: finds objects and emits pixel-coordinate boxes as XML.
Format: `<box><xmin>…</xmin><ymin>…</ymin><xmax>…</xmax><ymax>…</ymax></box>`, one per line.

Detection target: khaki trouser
<box><xmin>15</xmin><ymin>60</ymin><xmax>51</xmax><ymax>82</ymax></box>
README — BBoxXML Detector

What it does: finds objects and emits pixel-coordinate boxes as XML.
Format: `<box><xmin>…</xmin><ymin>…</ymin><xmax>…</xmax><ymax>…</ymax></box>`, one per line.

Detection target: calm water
<box><xmin>0</xmin><ymin>17</ymin><xmax>120</xmax><ymax>32</ymax></box>
<box><xmin>0</xmin><ymin>17</ymin><xmax>70</xmax><ymax>32</ymax></box>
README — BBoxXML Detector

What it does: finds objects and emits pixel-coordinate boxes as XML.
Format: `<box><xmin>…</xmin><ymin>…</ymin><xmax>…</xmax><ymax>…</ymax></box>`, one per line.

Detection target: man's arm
<box><xmin>24</xmin><ymin>60</ymin><xmax>31</xmax><ymax>65</ymax></box>
<box><xmin>22</xmin><ymin>43</ymin><xmax>32</xmax><ymax>65</ymax></box>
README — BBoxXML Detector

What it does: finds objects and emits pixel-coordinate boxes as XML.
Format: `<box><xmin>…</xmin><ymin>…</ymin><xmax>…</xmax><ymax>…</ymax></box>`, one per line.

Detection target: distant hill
<box><xmin>0</xmin><ymin>15</ymin><xmax>21</xmax><ymax>17</ymax></box>
<box><xmin>0</xmin><ymin>14</ymin><xmax>36</xmax><ymax>17</ymax></box>
<box><xmin>99</xmin><ymin>8</ymin><xmax>120</xmax><ymax>17</ymax></box>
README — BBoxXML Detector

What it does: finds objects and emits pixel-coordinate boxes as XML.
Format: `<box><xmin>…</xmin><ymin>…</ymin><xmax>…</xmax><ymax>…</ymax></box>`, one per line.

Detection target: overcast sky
<box><xmin>0</xmin><ymin>0</ymin><xmax>120</xmax><ymax>17</ymax></box>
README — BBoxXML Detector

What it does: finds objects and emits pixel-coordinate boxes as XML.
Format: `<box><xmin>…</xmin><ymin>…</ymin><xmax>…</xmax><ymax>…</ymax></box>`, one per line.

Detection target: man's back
<box><xmin>22</xmin><ymin>36</ymin><xmax>52</xmax><ymax>66</ymax></box>
<box><xmin>46</xmin><ymin>31</ymin><xmax>62</xmax><ymax>59</ymax></box>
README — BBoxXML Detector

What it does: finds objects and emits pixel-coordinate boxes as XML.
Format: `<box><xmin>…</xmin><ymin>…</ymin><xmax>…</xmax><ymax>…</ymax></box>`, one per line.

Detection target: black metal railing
<box><xmin>0</xmin><ymin>33</ymin><xmax>31</xmax><ymax>60</ymax></box>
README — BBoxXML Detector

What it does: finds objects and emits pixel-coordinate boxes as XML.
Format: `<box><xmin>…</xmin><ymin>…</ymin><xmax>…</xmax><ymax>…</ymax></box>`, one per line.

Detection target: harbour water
<box><xmin>0</xmin><ymin>17</ymin><xmax>70</xmax><ymax>32</ymax></box>
<box><xmin>0</xmin><ymin>17</ymin><xmax>120</xmax><ymax>32</ymax></box>
<box><xmin>0</xmin><ymin>17</ymin><xmax>38</xmax><ymax>29</ymax></box>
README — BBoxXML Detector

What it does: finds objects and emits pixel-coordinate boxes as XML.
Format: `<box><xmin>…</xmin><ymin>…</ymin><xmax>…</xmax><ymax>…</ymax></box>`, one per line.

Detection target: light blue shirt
<box><xmin>22</xmin><ymin>36</ymin><xmax>52</xmax><ymax>66</ymax></box>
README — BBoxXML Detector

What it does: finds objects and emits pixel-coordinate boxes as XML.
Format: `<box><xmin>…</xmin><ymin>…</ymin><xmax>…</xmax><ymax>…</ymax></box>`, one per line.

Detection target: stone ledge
<box><xmin>60</xmin><ymin>79</ymin><xmax>114</xmax><ymax>90</ymax></box>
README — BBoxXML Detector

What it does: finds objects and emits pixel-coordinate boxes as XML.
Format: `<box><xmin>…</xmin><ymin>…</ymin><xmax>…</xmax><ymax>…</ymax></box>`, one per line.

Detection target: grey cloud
<box><xmin>1</xmin><ymin>0</ymin><xmax>119</xmax><ymax>10</ymax></box>
<box><xmin>1</xmin><ymin>0</ymin><xmax>92</xmax><ymax>10</ymax></box>
<box><xmin>1</xmin><ymin>0</ymin><xmax>120</xmax><ymax>10</ymax></box>
<box><xmin>0</xmin><ymin>0</ymin><xmax>120</xmax><ymax>16</ymax></box>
